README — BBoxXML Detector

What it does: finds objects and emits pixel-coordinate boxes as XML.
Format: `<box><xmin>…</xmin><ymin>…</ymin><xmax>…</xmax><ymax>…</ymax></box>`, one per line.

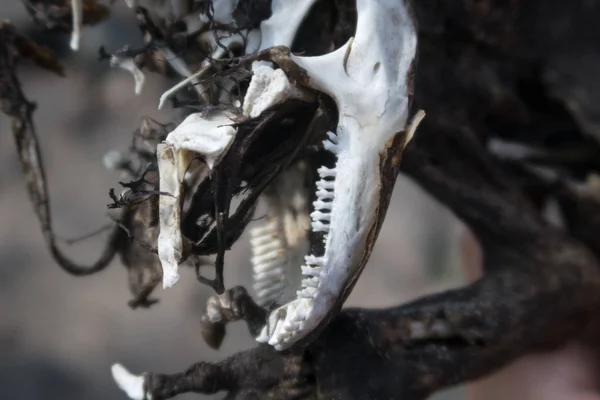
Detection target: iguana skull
<box><xmin>157</xmin><ymin>0</ymin><xmax>420</xmax><ymax>350</ymax></box>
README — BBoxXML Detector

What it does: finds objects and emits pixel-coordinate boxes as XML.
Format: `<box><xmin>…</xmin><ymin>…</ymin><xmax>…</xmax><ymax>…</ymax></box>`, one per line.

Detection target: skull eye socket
<box><xmin>291</xmin><ymin>0</ymin><xmax>357</xmax><ymax>56</ymax></box>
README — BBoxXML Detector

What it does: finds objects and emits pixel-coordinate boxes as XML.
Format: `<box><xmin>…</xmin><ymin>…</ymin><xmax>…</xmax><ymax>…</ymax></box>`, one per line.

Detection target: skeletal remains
<box><xmin>6</xmin><ymin>1</ymin><xmax>600</xmax><ymax>399</ymax></box>
<box><xmin>49</xmin><ymin>0</ymin><xmax>423</xmax><ymax>396</ymax></box>
<box><xmin>153</xmin><ymin>0</ymin><xmax>421</xmax><ymax>350</ymax></box>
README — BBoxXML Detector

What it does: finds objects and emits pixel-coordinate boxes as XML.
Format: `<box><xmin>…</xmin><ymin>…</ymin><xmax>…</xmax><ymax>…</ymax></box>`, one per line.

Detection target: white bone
<box><xmin>110</xmin><ymin>54</ymin><xmax>146</xmax><ymax>95</ymax></box>
<box><xmin>251</xmin><ymin>162</ymin><xmax>311</xmax><ymax>307</ymax></box>
<box><xmin>243</xmin><ymin>64</ymin><xmax>314</xmax><ymax>118</ymax></box>
<box><xmin>158</xmin><ymin>30</ymin><xmax>261</xmax><ymax>109</ymax></box>
<box><xmin>111</xmin><ymin>363</ymin><xmax>149</xmax><ymax>400</ymax></box>
<box><xmin>70</xmin><ymin>0</ymin><xmax>82</xmax><ymax>51</ymax></box>
<box><xmin>259</xmin><ymin>0</ymin><xmax>420</xmax><ymax>350</ymax></box>
<box><xmin>259</xmin><ymin>0</ymin><xmax>319</xmax><ymax>50</ymax></box>
<box><xmin>157</xmin><ymin>112</ymin><xmax>236</xmax><ymax>288</ymax></box>
<box><xmin>162</xmin><ymin>47</ymin><xmax>205</xmax><ymax>100</ymax></box>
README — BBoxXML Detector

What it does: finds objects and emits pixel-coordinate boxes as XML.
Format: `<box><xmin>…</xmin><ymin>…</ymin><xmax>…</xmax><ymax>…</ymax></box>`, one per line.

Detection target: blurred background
<box><xmin>0</xmin><ymin>2</ymin><xmax>466</xmax><ymax>399</ymax></box>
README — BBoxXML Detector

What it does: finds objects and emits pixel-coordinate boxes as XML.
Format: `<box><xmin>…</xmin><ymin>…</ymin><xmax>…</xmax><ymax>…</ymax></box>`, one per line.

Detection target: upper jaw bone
<box><xmin>157</xmin><ymin>60</ymin><xmax>315</xmax><ymax>289</ymax></box>
<box><xmin>157</xmin><ymin>112</ymin><xmax>236</xmax><ymax>288</ymax></box>
<box><xmin>258</xmin><ymin>0</ymin><xmax>419</xmax><ymax>350</ymax></box>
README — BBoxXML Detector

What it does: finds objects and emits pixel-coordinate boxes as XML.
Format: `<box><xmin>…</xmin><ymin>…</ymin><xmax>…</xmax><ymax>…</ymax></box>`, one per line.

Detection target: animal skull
<box><xmin>159</xmin><ymin>0</ymin><xmax>420</xmax><ymax>348</ymax></box>
<box><xmin>111</xmin><ymin>0</ymin><xmax>421</xmax><ymax>396</ymax></box>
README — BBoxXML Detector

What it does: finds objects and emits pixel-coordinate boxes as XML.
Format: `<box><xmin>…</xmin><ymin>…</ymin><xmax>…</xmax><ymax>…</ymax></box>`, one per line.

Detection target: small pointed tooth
<box><xmin>316</xmin><ymin>180</ymin><xmax>335</xmax><ymax>191</ymax></box>
<box><xmin>282</xmin><ymin>318</ymin><xmax>301</xmax><ymax>332</ymax></box>
<box><xmin>310</xmin><ymin>210</ymin><xmax>331</xmax><ymax>222</ymax></box>
<box><xmin>316</xmin><ymin>189</ymin><xmax>335</xmax><ymax>200</ymax></box>
<box><xmin>252</xmin><ymin>240</ymin><xmax>283</xmax><ymax>255</ymax></box>
<box><xmin>312</xmin><ymin>221</ymin><xmax>330</xmax><ymax>232</ymax></box>
<box><xmin>256</xmin><ymin>326</ymin><xmax>270</xmax><ymax>343</ymax></box>
<box><xmin>302</xmin><ymin>277</ymin><xmax>320</xmax><ymax>288</ymax></box>
<box><xmin>275</xmin><ymin>330</ymin><xmax>293</xmax><ymax>342</ymax></box>
<box><xmin>111</xmin><ymin>363</ymin><xmax>148</xmax><ymax>400</ymax></box>
<box><xmin>290</xmin><ymin>303</ymin><xmax>308</xmax><ymax>322</ymax></box>
<box><xmin>297</xmin><ymin>287</ymin><xmax>317</xmax><ymax>298</ymax></box>
<box><xmin>313</xmin><ymin>199</ymin><xmax>333</xmax><ymax>210</ymax></box>
<box><xmin>326</xmin><ymin>131</ymin><xmax>339</xmax><ymax>144</ymax></box>
<box><xmin>318</xmin><ymin>166</ymin><xmax>337</xmax><ymax>178</ymax></box>
<box><xmin>268</xmin><ymin>318</ymin><xmax>286</xmax><ymax>346</ymax></box>
<box><xmin>253</xmin><ymin>259</ymin><xmax>284</xmax><ymax>273</ymax></box>
<box><xmin>323</xmin><ymin>140</ymin><xmax>340</xmax><ymax>154</ymax></box>
<box><xmin>250</xmin><ymin>221</ymin><xmax>279</xmax><ymax>236</ymax></box>
<box><xmin>249</xmin><ymin>234</ymin><xmax>279</xmax><ymax>247</ymax></box>
<box><xmin>304</xmin><ymin>255</ymin><xmax>325</xmax><ymax>266</ymax></box>
<box><xmin>301</xmin><ymin>265</ymin><xmax>322</xmax><ymax>276</ymax></box>
<box><xmin>251</xmin><ymin>250</ymin><xmax>284</xmax><ymax>265</ymax></box>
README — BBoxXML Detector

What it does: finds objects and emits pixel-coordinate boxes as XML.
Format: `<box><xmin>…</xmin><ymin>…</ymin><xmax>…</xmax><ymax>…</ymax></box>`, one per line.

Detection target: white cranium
<box><xmin>136</xmin><ymin>0</ymin><xmax>422</xmax><ymax>348</ymax></box>
<box><xmin>157</xmin><ymin>0</ymin><xmax>421</xmax><ymax>348</ymax></box>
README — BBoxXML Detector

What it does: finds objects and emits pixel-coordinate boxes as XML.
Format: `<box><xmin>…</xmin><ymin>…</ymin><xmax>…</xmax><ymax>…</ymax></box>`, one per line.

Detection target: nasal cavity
<box><xmin>291</xmin><ymin>0</ymin><xmax>357</xmax><ymax>56</ymax></box>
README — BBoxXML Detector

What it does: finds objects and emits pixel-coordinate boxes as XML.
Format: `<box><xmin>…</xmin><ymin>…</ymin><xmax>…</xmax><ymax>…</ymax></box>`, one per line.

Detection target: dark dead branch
<box><xmin>0</xmin><ymin>23</ymin><xmax>123</xmax><ymax>276</ymax></box>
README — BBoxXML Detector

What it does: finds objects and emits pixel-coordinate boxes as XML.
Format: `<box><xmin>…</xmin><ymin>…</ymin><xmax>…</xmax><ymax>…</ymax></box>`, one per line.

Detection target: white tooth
<box><xmin>253</xmin><ymin>259</ymin><xmax>285</xmax><ymax>273</ymax></box>
<box><xmin>268</xmin><ymin>318</ymin><xmax>286</xmax><ymax>346</ymax></box>
<box><xmin>301</xmin><ymin>265</ymin><xmax>321</xmax><ymax>276</ymax></box>
<box><xmin>254</xmin><ymin>267</ymin><xmax>286</xmax><ymax>280</ymax></box>
<box><xmin>282</xmin><ymin>318</ymin><xmax>301</xmax><ymax>332</ymax></box>
<box><xmin>317</xmin><ymin>166</ymin><xmax>337</xmax><ymax>177</ymax></box>
<box><xmin>313</xmin><ymin>199</ymin><xmax>333</xmax><ymax>210</ymax></box>
<box><xmin>311</xmin><ymin>221</ymin><xmax>330</xmax><ymax>232</ymax></box>
<box><xmin>276</xmin><ymin>330</ymin><xmax>293</xmax><ymax>342</ymax></box>
<box><xmin>326</xmin><ymin>131</ymin><xmax>339</xmax><ymax>144</ymax></box>
<box><xmin>316</xmin><ymin>189</ymin><xmax>335</xmax><ymax>200</ymax></box>
<box><xmin>316</xmin><ymin>180</ymin><xmax>335</xmax><ymax>191</ymax></box>
<box><xmin>310</xmin><ymin>210</ymin><xmax>331</xmax><ymax>221</ymax></box>
<box><xmin>256</xmin><ymin>326</ymin><xmax>270</xmax><ymax>343</ymax></box>
<box><xmin>291</xmin><ymin>303</ymin><xmax>308</xmax><ymax>321</ymax></box>
<box><xmin>111</xmin><ymin>363</ymin><xmax>149</xmax><ymax>400</ymax></box>
<box><xmin>302</xmin><ymin>277</ymin><xmax>320</xmax><ymax>288</ymax></box>
<box><xmin>304</xmin><ymin>255</ymin><xmax>325</xmax><ymax>266</ymax></box>
<box><xmin>251</xmin><ymin>250</ymin><xmax>284</xmax><ymax>265</ymax></box>
<box><xmin>297</xmin><ymin>287</ymin><xmax>317</xmax><ymax>299</ymax></box>
<box><xmin>252</xmin><ymin>240</ymin><xmax>284</xmax><ymax>254</ymax></box>
<box><xmin>250</xmin><ymin>221</ymin><xmax>279</xmax><ymax>236</ymax></box>
<box><xmin>250</xmin><ymin>234</ymin><xmax>279</xmax><ymax>247</ymax></box>
<box><xmin>323</xmin><ymin>140</ymin><xmax>340</xmax><ymax>154</ymax></box>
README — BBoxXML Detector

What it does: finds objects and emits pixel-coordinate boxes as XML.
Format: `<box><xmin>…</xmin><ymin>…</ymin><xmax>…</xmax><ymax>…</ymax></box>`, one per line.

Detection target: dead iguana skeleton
<box><xmin>108</xmin><ymin>0</ymin><xmax>424</xmax><ymax>394</ymax></box>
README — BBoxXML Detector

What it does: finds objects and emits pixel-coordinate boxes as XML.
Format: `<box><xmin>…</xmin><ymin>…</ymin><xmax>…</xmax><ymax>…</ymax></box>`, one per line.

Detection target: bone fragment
<box><xmin>157</xmin><ymin>112</ymin><xmax>236</xmax><ymax>288</ymax></box>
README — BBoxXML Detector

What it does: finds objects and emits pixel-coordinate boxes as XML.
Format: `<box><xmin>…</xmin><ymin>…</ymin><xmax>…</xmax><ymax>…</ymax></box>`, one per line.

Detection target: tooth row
<box><xmin>250</xmin><ymin>221</ymin><xmax>287</xmax><ymax>307</ymax></box>
<box><xmin>264</xmin><ymin>143</ymin><xmax>340</xmax><ymax>348</ymax></box>
<box><xmin>262</xmin><ymin>300</ymin><xmax>312</xmax><ymax>347</ymax></box>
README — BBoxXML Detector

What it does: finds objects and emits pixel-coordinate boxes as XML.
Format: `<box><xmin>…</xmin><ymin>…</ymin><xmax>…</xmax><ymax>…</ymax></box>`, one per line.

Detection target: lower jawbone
<box><xmin>255</xmin><ymin>115</ymin><xmax>418</xmax><ymax>350</ymax></box>
<box><xmin>151</xmin><ymin>0</ymin><xmax>421</xmax><ymax>351</ymax></box>
<box><xmin>252</xmin><ymin>0</ymin><xmax>420</xmax><ymax>351</ymax></box>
